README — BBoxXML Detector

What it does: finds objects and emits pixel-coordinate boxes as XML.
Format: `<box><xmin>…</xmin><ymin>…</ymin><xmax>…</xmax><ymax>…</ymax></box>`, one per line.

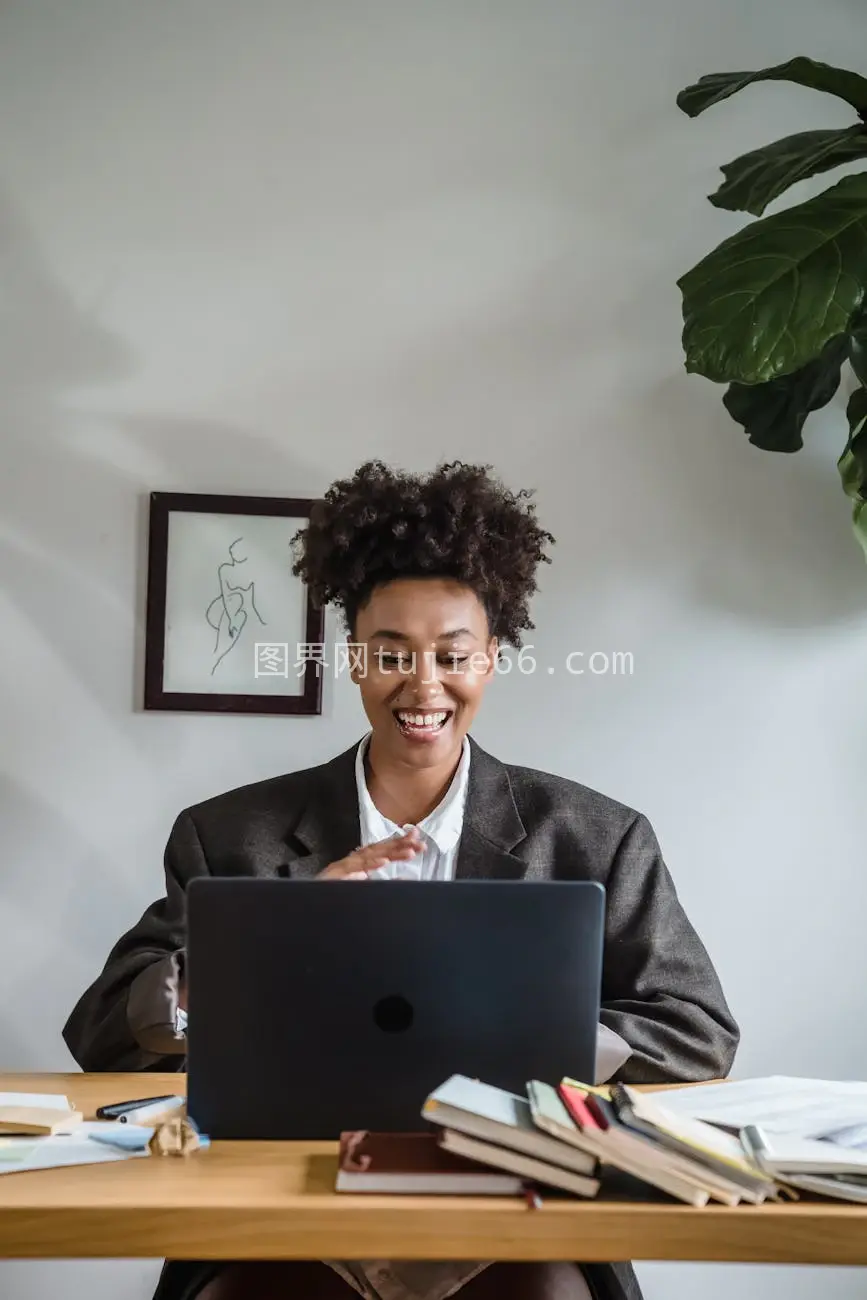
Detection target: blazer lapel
<box><xmin>287</xmin><ymin>735</ymin><xmax>528</xmax><ymax>882</ymax></box>
<box><xmin>287</xmin><ymin>743</ymin><xmax>361</xmax><ymax>879</ymax></box>
<box><xmin>455</xmin><ymin>737</ymin><xmax>527</xmax><ymax>880</ymax></box>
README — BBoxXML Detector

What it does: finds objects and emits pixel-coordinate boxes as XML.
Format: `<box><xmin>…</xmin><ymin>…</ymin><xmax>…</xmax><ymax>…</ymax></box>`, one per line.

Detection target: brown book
<box><xmin>336</xmin><ymin>1131</ymin><xmax>524</xmax><ymax>1194</ymax></box>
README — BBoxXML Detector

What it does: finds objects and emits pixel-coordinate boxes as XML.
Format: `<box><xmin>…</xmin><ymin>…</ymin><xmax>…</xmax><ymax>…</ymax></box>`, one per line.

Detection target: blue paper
<box><xmin>88</xmin><ymin>1125</ymin><xmax>154</xmax><ymax>1152</ymax></box>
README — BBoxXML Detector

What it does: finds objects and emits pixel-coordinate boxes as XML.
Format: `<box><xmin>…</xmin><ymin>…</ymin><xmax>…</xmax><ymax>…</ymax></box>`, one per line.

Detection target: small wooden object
<box><xmin>0</xmin><ymin>1107</ymin><xmax>83</xmax><ymax>1136</ymax></box>
<box><xmin>147</xmin><ymin>1115</ymin><xmax>202</xmax><ymax>1157</ymax></box>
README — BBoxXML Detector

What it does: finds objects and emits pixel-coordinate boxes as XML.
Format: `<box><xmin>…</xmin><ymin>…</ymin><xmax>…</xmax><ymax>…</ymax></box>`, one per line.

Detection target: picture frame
<box><xmin>144</xmin><ymin>492</ymin><xmax>325</xmax><ymax>715</ymax></box>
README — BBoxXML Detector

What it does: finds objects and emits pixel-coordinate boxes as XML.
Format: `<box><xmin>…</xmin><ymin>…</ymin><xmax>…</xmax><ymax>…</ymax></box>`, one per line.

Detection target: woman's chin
<box><xmin>382</xmin><ymin>714</ymin><xmax>462</xmax><ymax>761</ymax></box>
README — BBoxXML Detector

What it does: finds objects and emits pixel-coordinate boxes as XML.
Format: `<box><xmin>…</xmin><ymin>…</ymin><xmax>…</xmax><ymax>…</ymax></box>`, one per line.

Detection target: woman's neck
<box><xmin>365</xmin><ymin>736</ymin><xmax>463</xmax><ymax>826</ymax></box>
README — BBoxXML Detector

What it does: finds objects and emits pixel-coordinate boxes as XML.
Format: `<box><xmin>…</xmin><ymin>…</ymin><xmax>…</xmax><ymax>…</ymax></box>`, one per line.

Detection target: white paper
<box><xmin>162</xmin><ymin>512</ymin><xmax>309</xmax><ymax>697</ymax></box>
<box><xmin>0</xmin><ymin>1093</ymin><xmax>71</xmax><ymax>1110</ymax></box>
<box><xmin>0</xmin><ymin>1123</ymin><xmax>147</xmax><ymax>1175</ymax></box>
<box><xmin>658</xmin><ymin>1077</ymin><xmax>867</xmax><ymax>1142</ymax></box>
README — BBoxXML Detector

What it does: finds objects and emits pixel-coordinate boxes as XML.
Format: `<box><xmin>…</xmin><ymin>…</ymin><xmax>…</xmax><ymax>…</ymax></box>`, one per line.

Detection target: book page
<box><xmin>658</xmin><ymin>1077</ymin><xmax>867</xmax><ymax>1142</ymax></box>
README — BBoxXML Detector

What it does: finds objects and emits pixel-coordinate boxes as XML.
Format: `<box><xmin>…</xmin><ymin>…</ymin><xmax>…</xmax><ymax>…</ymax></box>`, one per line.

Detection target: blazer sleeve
<box><xmin>599</xmin><ymin>812</ymin><xmax>739</xmax><ymax>1084</ymax></box>
<box><xmin>62</xmin><ymin>810</ymin><xmax>208</xmax><ymax>1073</ymax></box>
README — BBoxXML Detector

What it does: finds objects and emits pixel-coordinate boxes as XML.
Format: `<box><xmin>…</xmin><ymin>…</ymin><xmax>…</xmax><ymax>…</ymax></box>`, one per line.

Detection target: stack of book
<box><xmin>336</xmin><ymin>1075</ymin><xmax>783</xmax><ymax>1204</ymax></box>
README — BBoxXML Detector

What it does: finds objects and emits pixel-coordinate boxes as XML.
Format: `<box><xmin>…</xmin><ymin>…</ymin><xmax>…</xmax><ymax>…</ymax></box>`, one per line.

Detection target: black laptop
<box><xmin>185</xmin><ymin>877</ymin><xmax>604</xmax><ymax>1139</ymax></box>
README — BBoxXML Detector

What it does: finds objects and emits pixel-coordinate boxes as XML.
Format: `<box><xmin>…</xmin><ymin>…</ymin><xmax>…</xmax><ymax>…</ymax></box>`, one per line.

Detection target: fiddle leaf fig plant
<box><xmin>676</xmin><ymin>56</ymin><xmax>867</xmax><ymax>557</ymax></box>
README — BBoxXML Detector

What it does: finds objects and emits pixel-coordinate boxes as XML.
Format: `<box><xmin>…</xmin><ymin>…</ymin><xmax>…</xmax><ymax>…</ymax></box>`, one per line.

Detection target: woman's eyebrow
<box><xmin>438</xmin><ymin>629</ymin><xmax>478</xmax><ymax>642</ymax></box>
<box><xmin>368</xmin><ymin>628</ymin><xmax>478</xmax><ymax>642</ymax></box>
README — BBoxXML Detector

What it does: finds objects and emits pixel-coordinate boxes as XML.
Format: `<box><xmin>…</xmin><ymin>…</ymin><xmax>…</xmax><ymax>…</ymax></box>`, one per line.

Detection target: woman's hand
<box><xmin>318</xmin><ymin>827</ymin><xmax>423</xmax><ymax>880</ymax></box>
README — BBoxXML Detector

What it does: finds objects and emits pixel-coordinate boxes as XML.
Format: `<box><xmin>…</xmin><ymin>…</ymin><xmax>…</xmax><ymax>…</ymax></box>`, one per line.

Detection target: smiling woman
<box><xmin>289</xmin><ymin>461</ymin><xmax>552</xmax><ymax>836</ymax></box>
<box><xmin>63</xmin><ymin>460</ymin><xmax>738</xmax><ymax>1300</ymax></box>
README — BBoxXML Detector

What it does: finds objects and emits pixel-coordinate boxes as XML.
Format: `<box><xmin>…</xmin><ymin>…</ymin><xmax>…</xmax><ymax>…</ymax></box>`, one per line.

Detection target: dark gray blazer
<box><xmin>64</xmin><ymin>737</ymin><xmax>739</xmax><ymax>1300</ymax></box>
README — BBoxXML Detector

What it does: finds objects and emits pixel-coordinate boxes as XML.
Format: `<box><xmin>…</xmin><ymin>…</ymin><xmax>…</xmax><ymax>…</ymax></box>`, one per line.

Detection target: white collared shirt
<box><xmin>355</xmin><ymin>733</ymin><xmax>471</xmax><ymax>880</ymax></box>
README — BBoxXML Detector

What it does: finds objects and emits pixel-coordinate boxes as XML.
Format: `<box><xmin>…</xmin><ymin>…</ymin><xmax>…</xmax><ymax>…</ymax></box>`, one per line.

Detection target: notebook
<box><xmin>763</xmin><ymin>1173</ymin><xmax>867</xmax><ymax>1204</ymax></box>
<box><xmin>528</xmin><ymin>1079</ymin><xmax>710</xmax><ymax>1207</ymax></box>
<box><xmin>741</xmin><ymin>1127</ymin><xmax>867</xmax><ymax>1177</ymax></box>
<box><xmin>561</xmin><ymin>1082</ymin><xmax>772</xmax><ymax>1205</ymax></box>
<box><xmin>422</xmin><ymin>1076</ymin><xmax>596</xmax><ymax>1177</ymax></box>
<box><xmin>0</xmin><ymin>1093</ymin><xmax>81</xmax><ymax>1136</ymax></box>
<box><xmin>439</xmin><ymin>1129</ymin><xmax>599</xmax><ymax>1198</ymax></box>
<box><xmin>335</xmin><ymin>1131</ymin><xmax>523</xmax><ymax>1194</ymax></box>
<box><xmin>612</xmin><ymin>1085</ymin><xmax>777</xmax><ymax>1201</ymax></box>
<box><xmin>0</xmin><ymin>1106</ymin><xmax>83</xmax><ymax>1136</ymax></box>
<box><xmin>556</xmin><ymin>1082</ymin><xmax>719</xmax><ymax>1206</ymax></box>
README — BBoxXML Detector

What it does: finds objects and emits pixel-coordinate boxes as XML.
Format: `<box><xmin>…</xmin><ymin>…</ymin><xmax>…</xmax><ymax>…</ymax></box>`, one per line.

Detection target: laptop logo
<box><xmin>373</xmin><ymin>995</ymin><xmax>414</xmax><ymax>1033</ymax></box>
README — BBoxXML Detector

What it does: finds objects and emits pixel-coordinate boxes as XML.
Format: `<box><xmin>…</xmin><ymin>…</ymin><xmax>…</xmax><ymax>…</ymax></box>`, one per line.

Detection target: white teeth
<box><xmin>396</xmin><ymin>709</ymin><xmax>449</xmax><ymax>728</ymax></box>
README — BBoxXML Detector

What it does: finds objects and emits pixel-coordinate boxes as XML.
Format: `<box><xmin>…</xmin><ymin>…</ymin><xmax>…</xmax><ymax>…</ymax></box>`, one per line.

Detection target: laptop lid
<box><xmin>186</xmin><ymin>877</ymin><xmax>604</xmax><ymax>1139</ymax></box>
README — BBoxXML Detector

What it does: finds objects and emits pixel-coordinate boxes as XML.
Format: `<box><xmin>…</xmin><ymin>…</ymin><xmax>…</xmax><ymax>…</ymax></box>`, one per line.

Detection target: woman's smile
<box><xmin>392</xmin><ymin>707</ymin><xmax>455</xmax><ymax>744</ymax></box>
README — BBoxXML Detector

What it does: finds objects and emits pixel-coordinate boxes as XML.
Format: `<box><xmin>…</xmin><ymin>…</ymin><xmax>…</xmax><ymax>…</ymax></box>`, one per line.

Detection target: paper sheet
<box><xmin>659</xmin><ymin>1077</ymin><xmax>867</xmax><ymax>1143</ymax></box>
<box><xmin>0</xmin><ymin>1122</ymin><xmax>148</xmax><ymax>1174</ymax></box>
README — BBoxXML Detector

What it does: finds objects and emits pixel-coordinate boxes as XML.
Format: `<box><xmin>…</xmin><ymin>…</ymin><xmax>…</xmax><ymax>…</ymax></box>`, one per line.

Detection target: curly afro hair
<box><xmin>291</xmin><ymin>460</ymin><xmax>554</xmax><ymax>647</ymax></box>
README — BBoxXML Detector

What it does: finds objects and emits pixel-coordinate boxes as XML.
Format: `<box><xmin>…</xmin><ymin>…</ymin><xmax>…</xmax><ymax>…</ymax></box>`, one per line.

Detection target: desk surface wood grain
<box><xmin>1</xmin><ymin>1073</ymin><xmax>866</xmax><ymax>1264</ymax></box>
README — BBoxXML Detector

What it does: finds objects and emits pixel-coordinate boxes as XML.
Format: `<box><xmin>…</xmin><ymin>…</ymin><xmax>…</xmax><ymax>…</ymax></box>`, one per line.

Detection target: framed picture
<box><xmin>144</xmin><ymin>492</ymin><xmax>325</xmax><ymax>715</ymax></box>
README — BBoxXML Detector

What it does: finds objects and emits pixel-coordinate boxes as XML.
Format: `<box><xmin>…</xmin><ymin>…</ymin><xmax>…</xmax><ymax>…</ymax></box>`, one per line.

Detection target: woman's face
<box><xmin>351</xmin><ymin>578</ymin><xmax>498</xmax><ymax>768</ymax></box>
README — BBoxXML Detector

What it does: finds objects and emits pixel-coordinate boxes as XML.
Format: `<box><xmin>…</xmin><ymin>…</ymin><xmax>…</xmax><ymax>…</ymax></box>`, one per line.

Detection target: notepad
<box><xmin>742</xmin><ymin>1127</ymin><xmax>867</xmax><ymax>1177</ymax></box>
<box><xmin>0</xmin><ymin>1092</ymin><xmax>72</xmax><ymax>1111</ymax></box>
<box><xmin>0</xmin><ymin>1092</ymin><xmax>82</xmax><ymax>1136</ymax></box>
<box><xmin>0</xmin><ymin>1107</ymin><xmax>83</xmax><ymax>1136</ymax></box>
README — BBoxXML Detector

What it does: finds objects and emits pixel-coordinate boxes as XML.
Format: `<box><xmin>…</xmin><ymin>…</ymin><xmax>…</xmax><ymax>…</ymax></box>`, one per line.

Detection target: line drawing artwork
<box><xmin>205</xmin><ymin>537</ymin><xmax>266</xmax><ymax>674</ymax></box>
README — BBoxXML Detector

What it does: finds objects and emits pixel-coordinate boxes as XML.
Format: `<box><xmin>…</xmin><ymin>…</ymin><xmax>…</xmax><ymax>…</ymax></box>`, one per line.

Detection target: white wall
<box><xmin>1</xmin><ymin>1</ymin><xmax>866</xmax><ymax>1296</ymax></box>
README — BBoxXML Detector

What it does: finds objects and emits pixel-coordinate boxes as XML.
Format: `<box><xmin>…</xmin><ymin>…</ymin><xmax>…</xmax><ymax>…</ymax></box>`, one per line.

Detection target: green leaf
<box><xmin>838</xmin><ymin>388</ymin><xmax>867</xmax><ymax>558</ymax></box>
<box><xmin>722</xmin><ymin>336</ymin><xmax>847</xmax><ymax>451</ymax></box>
<box><xmin>711</xmin><ymin>128</ymin><xmax>867</xmax><ymax>216</ymax></box>
<box><xmin>839</xmin><ymin>387</ymin><xmax>867</xmax><ymax>495</ymax></box>
<box><xmin>677</xmin><ymin>57</ymin><xmax>867</xmax><ymax>119</ymax></box>
<box><xmin>849</xmin><ymin>318</ymin><xmax>867</xmax><ymax>387</ymax></box>
<box><xmin>678</xmin><ymin>172</ymin><xmax>867</xmax><ymax>385</ymax></box>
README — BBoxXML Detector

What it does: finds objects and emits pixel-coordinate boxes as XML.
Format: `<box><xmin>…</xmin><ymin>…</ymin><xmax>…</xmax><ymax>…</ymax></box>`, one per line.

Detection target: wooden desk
<box><xmin>1</xmin><ymin>1073</ymin><xmax>866</xmax><ymax>1265</ymax></box>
